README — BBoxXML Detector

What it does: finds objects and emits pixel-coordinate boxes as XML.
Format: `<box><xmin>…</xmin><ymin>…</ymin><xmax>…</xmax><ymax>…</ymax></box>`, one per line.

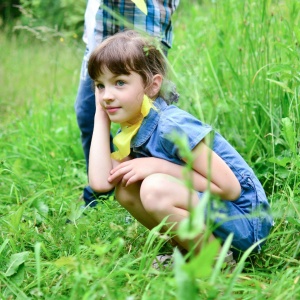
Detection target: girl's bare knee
<box><xmin>115</xmin><ymin>184</ymin><xmax>136</xmax><ymax>208</ymax></box>
<box><xmin>140</xmin><ymin>174</ymin><xmax>171</xmax><ymax>213</ymax></box>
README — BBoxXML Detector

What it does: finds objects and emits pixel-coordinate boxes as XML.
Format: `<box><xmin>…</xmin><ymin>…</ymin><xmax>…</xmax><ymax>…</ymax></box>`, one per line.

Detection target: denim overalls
<box><xmin>130</xmin><ymin>97</ymin><xmax>273</xmax><ymax>252</ymax></box>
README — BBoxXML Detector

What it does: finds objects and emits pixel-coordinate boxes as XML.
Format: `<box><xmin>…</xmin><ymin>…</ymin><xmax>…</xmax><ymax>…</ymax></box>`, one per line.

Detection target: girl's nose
<box><xmin>103</xmin><ymin>87</ymin><xmax>114</xmax><ymax>101</ymax></box>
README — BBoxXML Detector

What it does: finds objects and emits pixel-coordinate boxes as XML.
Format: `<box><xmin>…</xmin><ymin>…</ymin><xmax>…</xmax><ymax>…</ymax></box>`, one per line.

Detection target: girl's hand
<box><xmin>108</xmin><ymin>157</ymin><xmax>159</xmax><ymax>186</ymax></box>
<box><xmin>95</xmin><ymin>87</ymin><xmax>102</xmax><ymax>108</ymax></box>
<box><xmin>94</xmin><ymin>87</ymin><xmax>111</xmax><ymax>124</ymax></box>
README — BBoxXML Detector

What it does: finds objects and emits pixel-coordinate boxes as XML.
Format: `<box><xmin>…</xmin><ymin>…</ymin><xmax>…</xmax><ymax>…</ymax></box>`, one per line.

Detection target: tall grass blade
<box><xmin>34</xmin><ymin>242</ymin><xmax>42</xmax><ymax>295</ymax></box>
<box><xmin>209</xmin><ymin>233</ymin><xmax>233</xmax><ymax>284</ymax></box>
<box><xmin>223</xmin><ymin>238</ymin><xmax>267</xmax><ymax>297</ymax></box>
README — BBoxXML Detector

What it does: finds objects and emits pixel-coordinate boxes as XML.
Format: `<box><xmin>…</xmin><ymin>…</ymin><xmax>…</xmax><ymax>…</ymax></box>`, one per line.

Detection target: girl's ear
<box><xmin>149</xmin><ymin>74</ymin><xmax>163</xmax><ymax>98</ymax></box>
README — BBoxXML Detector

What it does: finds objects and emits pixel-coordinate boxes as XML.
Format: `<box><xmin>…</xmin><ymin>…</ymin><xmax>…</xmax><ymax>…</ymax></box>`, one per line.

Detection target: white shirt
<box><xmin>83</xmin><ymin>0</ymin><xmax>101</xmax><ymax>51</ymax></box>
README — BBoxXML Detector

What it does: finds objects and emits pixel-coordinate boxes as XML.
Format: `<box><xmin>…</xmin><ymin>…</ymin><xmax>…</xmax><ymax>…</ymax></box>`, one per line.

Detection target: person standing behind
<box><xmin>75</xmin><ymin>0</ymin><xmax>180</xmax><ymax>207</ymax></box>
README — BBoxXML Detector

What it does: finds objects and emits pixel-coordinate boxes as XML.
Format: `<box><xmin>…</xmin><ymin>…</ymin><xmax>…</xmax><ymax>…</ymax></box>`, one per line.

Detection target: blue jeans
<box><xmin>75</xmin><ymin>48</ymin><xmax>114</xmax><ymax>206</ymax></box>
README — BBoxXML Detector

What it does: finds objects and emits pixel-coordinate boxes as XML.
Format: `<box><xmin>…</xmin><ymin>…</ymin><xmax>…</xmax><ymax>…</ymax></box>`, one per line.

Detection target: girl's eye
<box><xmin>116</xmin><ymin>80</ymin><xmax>125</xmax><ymax>87</ymax></box>
<box><xmin>96</xmin><ymin>83</ymin><xmax>104</xmax><ymax>90</ymax></box>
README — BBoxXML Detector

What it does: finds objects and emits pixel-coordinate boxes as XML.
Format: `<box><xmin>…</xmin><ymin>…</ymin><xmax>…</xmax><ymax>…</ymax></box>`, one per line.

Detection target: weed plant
<box><xmin>1</xmin><ymin>0</ymin><xmax>300</xmax><ymax>299</ymax></box>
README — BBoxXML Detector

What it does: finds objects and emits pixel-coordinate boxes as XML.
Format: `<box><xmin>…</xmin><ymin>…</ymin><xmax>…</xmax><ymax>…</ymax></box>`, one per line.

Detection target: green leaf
<box><xmin>182</xmin><ymin>239</ymin><xmax>220</xmax><ymax>278</ymax></box>
<box><xmin>9</xmin><ymin>263</ymin><xmax>26</xmax><ymax>287</ymax></box>
<box><xmin>66</xmin><ymin>202</ymin><xmax>85</xmax><ymax>224</ymax></box>
<box><xmin>8</xmin><ymin>205</ymin><xmax>25</xmax><ymax>232</ymax></box>
<box><xmin>286</xmin><ymin>217</ymin><xmax>300</xmax><ymax>228</ymax></box>
<box><xmin>32</xmin><ymin>199</ymin><xmax>49</xmax><ymax>215</ymax></box>
<box><xmin>5</xmin><ymin>251</ymin><xmax>30</xmax><ymax>277</ymax></box>
<box><xmin>12</xmin><ymin>158</ymin><xmax>23</xmax><ymax>176</ymax></box>
<box><xmin>131</xmin><ymin>0</ymin><xmax>147</xmax><ymax>14</ymax></box>
<box><xmin>282</xmin><ymin>117</ymin><xmax>297</xmax><ymax>155</ymax></box>
<box><xmin>0</xmin><ymin>239</ymin><xmax>9</xmax><ymax>255</ymax></box>
<box><xmin>267</xmin><ymin>64</ymin><xmax>293</xmax><ymax>75</ymax></box>
<box><xmin>173</xmin><ymin>248</ymin><xmax>198</xmax><ymax>300</ymax></box>
<box><xmin>54</xmin><ymin>256</ymin><xmax>77</xmax><ymax>269</ymax></box>
<box><xmin>266</xmin><ymin>78</ymin><xmax>294</xmax><ymax>94</ymax></box>
<box><xmin>268</xmin><ymin>156</ymin><xmax>291</xmax><ymax>167</ymax></box>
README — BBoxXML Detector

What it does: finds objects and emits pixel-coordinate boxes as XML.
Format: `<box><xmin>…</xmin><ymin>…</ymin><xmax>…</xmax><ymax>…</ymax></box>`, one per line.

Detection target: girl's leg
<box><xmin>116</xmin><ymin>173</ymin><xmax>214</xmax><ymax>252</ymax></box>
<box><xmin>115</xmin><ymin>181</ymin><xmax>158</xmax><ymax>230</ymax></box>
<box><xmin>140</xmin><ymin>173</ymin><xmax>214</xmax><ymax>251</ymax></box>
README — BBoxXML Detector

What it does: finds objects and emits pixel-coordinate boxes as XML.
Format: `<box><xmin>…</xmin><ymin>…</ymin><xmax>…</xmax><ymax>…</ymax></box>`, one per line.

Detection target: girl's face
<box><xmin>95</xmin><ymin>68</ymin><xmax>146</xmax><ymax>126</ymax></box>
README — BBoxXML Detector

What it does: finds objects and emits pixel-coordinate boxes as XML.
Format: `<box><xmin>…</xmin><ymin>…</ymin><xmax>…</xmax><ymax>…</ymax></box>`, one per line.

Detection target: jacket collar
<box><xmin>131</xmin><ymin>97</ymin><xmax>167</xmax><ymax>147</ymax></box>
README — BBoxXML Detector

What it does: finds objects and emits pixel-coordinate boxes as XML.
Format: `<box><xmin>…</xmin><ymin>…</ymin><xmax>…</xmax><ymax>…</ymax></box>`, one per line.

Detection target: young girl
<box><xmin>87</xmin><ymin>30</ymin><xmax>272</xmax><ymax>257</ymax></box>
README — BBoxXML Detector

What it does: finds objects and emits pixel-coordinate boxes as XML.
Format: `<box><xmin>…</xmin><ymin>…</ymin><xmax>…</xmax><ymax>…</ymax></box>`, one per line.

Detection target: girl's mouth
<box><xmin>106</xmin><ymin>107</ymin><xmax>120</xmax><ymax>113</ymax></box>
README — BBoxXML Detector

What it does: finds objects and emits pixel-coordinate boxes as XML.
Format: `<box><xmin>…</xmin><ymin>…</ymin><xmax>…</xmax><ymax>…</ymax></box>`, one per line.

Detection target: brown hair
<box><xmin>88</xmin><ymin>30</ymin><xmax>167</xmax><ymax>99</ymax></box>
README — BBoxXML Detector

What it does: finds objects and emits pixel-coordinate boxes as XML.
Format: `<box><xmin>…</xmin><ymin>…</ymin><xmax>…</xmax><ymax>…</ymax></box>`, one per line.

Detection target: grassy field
<box><xmin>1</xmin><ymin>0</ymin><xmax>300</xmax><ymax>299</ymax></box>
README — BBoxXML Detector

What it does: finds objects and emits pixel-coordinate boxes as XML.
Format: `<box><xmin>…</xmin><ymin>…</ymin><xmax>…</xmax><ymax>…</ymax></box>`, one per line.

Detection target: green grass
<box><xmin>1</xmin><ymin>0</ymin><xmax>300</xmax><ymax>299</ymax></box>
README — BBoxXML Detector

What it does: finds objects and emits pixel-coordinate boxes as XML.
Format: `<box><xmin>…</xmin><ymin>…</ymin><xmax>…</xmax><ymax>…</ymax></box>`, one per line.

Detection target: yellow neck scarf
<box><xmin>111</xmin><ymin>95</ymin><xmax>152</xmax><ymax>161</ymax></box>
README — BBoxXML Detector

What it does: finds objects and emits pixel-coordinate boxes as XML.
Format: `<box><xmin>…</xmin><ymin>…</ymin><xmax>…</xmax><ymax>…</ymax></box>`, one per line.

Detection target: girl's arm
<box><xmin>108</xmin><ymin>157</ymin><xmax>203</xmax><ymax>187</ymax></box>
<box><xmin>88</xmin><ymin>93</ymin><xmax>119</xmax><ymax>192</ymax></box>
<box><xmin>191</xmin><ymin>140</ymin><xmax>241</xmax><ymax>200</ymax></box>
<box><xmin>108</xmin><ymin>141</ymin><xmax>241</xmax><ymax>201</ymax></box>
